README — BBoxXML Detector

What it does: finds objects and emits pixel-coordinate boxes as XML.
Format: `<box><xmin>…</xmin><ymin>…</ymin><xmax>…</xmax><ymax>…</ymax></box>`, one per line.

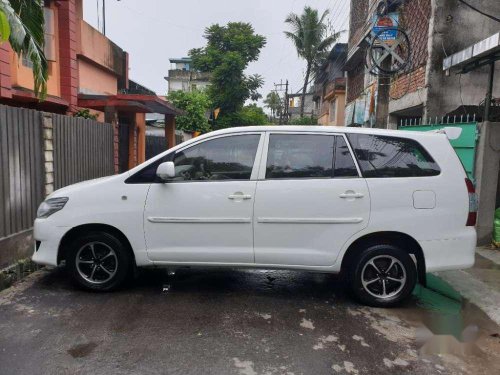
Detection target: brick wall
<box><xmin>390</xmin><ymin>66</ymin><xmax>426</xmax><ymax>99</ymax></box>
<box><xmin>400</xmin><ymin>0</ymin><xmax>431</xmax><ymax>70</ymax></box>
<box><xmin>389</xmin><ymin>0</ymin><xmax>431</xmax><ymax>99</ymax></box>
<box><xmin>347</xmin><ymin>63</ymin><xmax>365</xmax><ymax>104</ymax></box>
<box><xmin>348</xmin><ymin>0</ymin><xmax>369</xmax><ymax>49</ymax></box>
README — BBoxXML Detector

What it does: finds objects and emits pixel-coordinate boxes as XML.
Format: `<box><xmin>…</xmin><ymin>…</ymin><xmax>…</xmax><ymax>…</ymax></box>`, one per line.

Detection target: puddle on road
<box><xmin>388</xmin><ymin>273</ymin><xmax>500</xmax><ymax>372</ymax></box>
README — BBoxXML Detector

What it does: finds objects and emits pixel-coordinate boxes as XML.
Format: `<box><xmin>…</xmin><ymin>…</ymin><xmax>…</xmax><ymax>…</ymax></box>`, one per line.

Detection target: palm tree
<box><xmin>263</xmin><ymin>91</ymin><xmax>283</xmax><ymax>119</ymax></box>
<box><xmin>0</xmin><ymin>0</ymin><xmax>47</xmax><ymax>99</ymax></box>
<box><xmin>285</xmin><ymin>7</ymin><xmax>340</xmax><ymax>117</ymax></box>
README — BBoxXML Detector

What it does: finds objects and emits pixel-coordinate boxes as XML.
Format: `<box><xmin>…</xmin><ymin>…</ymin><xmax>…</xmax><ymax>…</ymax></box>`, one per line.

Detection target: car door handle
<box><xmin>339</xmin><ymin>192</ymin><xmax>364</xmax><ymax>199</ymax></box>
<box><xmin>228</xmin><ymin>193</ymin><xmax>252</xmax><ymax>200</ymax></box>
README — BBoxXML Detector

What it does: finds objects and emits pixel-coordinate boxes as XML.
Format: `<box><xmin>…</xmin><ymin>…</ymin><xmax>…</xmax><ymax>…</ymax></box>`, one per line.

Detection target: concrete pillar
<box><xmin>0</xmin><ymin>43</ymin><xmax>12</xmax><ymax>99</ymax></box>
<box><xmin>165</xmin><ymin>114</ymin><xmax>176</xmax><ymax>149</ymax></box>
<box><xmin>375</xmin><ymin>76</ymin><xmax>390</xmax><ymax>129</ymax></box>
<box><xmin>128</xmin><ymin>114</ymin><xmax>137</xmax><ymax>170</ymax></box>
<box><xmin>42</xmin><ymin>113</ymin><xmax>54</xmax><ymax>196</ymax></box>
<box><xmin>136</xmin><ymin>113</ymin><xmax>146</xmax><ymax>164</ymax></box>
<box><xmin>58</xmin><ymin>0</ymin><xmax>78</xmax><ymax>112</ymax></box>
<box><xmin>104</xmin><ymin>106</ymin><xmax>119</xmax><ymax>173</ymax></box>
<box><xmin>474</xmin><ymin>121</ymin><xmax>500</xmax><ymax>245</ymax></box>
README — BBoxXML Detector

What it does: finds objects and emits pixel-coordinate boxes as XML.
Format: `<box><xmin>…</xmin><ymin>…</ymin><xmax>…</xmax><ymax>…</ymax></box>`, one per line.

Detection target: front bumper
<box><xmin>32</xmin><ymin>219</ymin><xmax>70</xmax><ymax>266</ymax></box>
<box><xmin>420</xmin><ymin>227</ymin><xmax>477</xmax><ymax>272</ymax></box>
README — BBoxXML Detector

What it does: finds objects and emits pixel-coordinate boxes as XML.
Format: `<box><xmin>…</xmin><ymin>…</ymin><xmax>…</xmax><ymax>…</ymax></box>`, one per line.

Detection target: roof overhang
<box><xmin>443</xmin><ymin>32</ymin><xmax>500</xmax><ymax>73</ymax></box>
<box><xmin>78</xmin><ymin>93</ymin><xmax>184</xmax><ymax>115</ymax></box>
<box><xmin>10</xmin><ymin>87</ymin><xmax>69</xmax><ymax>109</ymax></box>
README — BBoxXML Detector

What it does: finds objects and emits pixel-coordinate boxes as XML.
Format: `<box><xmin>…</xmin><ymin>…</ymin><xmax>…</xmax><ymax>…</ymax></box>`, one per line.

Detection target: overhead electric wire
<box><xmin>457</xmin><ymin>0</ymin><xmax>500</xmax><ymax>23</ymax></box>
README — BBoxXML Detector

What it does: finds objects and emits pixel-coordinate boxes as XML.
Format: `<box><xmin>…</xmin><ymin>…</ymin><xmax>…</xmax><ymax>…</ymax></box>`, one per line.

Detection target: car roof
<box><xmin>206</xmin><ymin>125</ymin><xmax>438</xmax><ymax>139</ymax></box>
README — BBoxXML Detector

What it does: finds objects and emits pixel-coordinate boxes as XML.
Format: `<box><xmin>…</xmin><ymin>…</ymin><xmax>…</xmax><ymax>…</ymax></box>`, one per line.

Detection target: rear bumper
<box><xmin>32</xmin><ymin>219</ymin><xmax>70</xmax><ymax>267</ymax></box>
<box><xmin>419</xmin><ymin>227</ymin><xmax>477</xmax><ymax>272</ymax></box>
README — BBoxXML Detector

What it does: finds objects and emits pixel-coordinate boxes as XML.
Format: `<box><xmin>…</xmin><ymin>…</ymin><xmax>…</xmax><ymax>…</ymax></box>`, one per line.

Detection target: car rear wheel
<box><xmin>67</xmin><ymin>232</ymin><xmax>131</xmax><ymax>291</ymax></box>
<box><xmin>349</xmin><ymin>244</ymin><xmax>417</xmax><ymax>307</ymax></box>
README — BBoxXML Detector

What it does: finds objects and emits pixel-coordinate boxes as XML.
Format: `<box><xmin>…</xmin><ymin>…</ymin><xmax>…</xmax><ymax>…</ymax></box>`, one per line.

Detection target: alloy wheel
<box><xmin>76</xmin><ymin>241</ymin><xmax>118</xmax><ymax>284</ymax></box>
<box><xmin>360</xmin><ymin>255</ymin><xmax>406</xmax><ymax>299</ymax></box>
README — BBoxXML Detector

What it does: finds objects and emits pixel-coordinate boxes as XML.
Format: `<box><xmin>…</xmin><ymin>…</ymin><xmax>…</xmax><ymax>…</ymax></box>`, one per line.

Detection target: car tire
<box><xmin>66</xmin><ymin>231</ymin><xmax>131</xmax><ymax>292</ymax></box>
<box><xmin>348</xmin><ymin>244</ymin><xmax>417</xmax><ymax>307</ymax></box>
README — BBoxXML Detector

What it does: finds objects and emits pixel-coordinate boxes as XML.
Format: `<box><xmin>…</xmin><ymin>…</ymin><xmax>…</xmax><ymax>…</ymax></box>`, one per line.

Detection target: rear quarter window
<box><xmin>346</xmin><ymin>134</ymin><xmax>440</xmax><ymax>178</ymax></box>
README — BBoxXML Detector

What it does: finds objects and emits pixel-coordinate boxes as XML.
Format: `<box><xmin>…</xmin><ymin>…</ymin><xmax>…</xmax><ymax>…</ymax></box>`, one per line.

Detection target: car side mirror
<box><xmin>156</xmin><ymin>161</ymin><xmax>176</xmax><ymax>181</ymax></box>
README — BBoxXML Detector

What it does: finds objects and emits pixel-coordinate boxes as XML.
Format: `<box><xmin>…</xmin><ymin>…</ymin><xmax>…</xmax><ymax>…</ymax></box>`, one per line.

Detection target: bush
<box><xmin>73</xmin><ymin>109</ymin><xmax>98</xmax><ymax>120</ymax></box>
<box><xmin>289</xmin><ymin>116</ymin><xmax>318</xmax><ymax>125</ymax></box>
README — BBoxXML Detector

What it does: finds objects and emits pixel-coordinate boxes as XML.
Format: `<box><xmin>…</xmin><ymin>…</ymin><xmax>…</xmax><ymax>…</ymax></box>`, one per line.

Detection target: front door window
<box><xmin>173</xmin><ymin>134</ymin><xmax>261</xmax><ymax>181</ymax></box>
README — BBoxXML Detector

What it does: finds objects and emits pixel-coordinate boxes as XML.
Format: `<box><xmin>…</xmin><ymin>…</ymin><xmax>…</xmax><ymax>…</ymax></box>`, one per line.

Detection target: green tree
<box><xmin>263</xmin><ymin>91</ymin><xmax>283</xmax><ymax>119</ymax></box>
<box><xmin>0</xmin><ymin>0</ymin><xmax>48</xmax><ymax>98</ymax></box>
<box><xmin>285</xmin><ymin>6</ymin><xmax>340</xmax><ymax>117</ymax></box>
<box><xmin>167</xmin><ymin>90</ymin><xmax>211</xmax><ymax>133</ymax></box>
<box><xmin>216</xmin><ymin>104</ymin><xmax>269</xmax><ymax>128</ymax></box>
<box><xmin>189</xmin><ymin>22</ymin><xmax>266</xmax><ymax>127</ymax></box>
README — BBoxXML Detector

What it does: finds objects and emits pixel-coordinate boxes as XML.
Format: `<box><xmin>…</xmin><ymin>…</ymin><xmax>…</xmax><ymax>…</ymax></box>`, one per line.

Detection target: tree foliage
<box><xmin>73</xmin><ymin>108</ymin><xmax>98</xmax><ymax>120</ymax></box>
<box><xmin>285</xmin><ymin>6</ymin><xmax>340</xmax><ymax>116</ymax></box>
<box><xmin>167</xmin><ymin>90</ymin><xmax>212</xmax><ymax>133</ymax></box>
<box><xmin>0</xmin><ymin>0</ymin><xmax>47</xmax><ymax>98</ymax></box>
<box><xmin>216</xmin><ymin>104</ymin><xmax>269</xmax><ymax>128</ymax></box>
<box><xmin>263</xmin><ymin>91</ymin><xmax>283</xmax><ymax>119</ymax></box>
<box><xmin>190</xmin><ymin>22</ymin><xmax>266</xmax><ymax>126</ymax></box>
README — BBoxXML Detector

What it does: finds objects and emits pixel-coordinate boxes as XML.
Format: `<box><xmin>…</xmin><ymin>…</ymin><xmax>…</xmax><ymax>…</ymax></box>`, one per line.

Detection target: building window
<box><xmin>329</xmin><ymin>99</ymin><xmax>337</xmax><ymax>122</ymax></box>
<box><xmin>43</xmin><ymin>7</ymin><xmax>56</xmax><ymax>62</ymax></box>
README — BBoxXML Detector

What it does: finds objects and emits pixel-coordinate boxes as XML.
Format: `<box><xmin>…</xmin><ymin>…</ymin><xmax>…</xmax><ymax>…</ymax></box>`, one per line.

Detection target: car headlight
<box><xmin>37</xmin><ymin>197</ymin><xmax>69</xmax><ymax>218</ymax></box>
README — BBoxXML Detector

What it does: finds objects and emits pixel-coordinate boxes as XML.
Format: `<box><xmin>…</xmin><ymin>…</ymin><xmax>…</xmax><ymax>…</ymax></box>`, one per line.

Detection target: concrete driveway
<box><xmin>0</xmin><ymin>266</ymin><xmax>499</xmax><ymax>375</ymax></box>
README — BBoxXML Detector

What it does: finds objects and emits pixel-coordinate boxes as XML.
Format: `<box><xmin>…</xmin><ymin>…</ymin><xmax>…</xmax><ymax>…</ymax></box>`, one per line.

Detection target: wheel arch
<box><xmin>340</xmin><ymin>231</ymin><xmax>426</xmax><ymax>285</ymax></box>
<box><xmin>57</xmin><ymin>223</ymin><xmax>136</xmax><ymax>266</ymax></box>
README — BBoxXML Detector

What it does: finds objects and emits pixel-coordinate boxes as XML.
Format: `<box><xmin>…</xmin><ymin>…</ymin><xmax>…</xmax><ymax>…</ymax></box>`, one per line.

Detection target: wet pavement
<box><xmin>0</xmin><ymin>261</ymin><xmax>499</xmax><ymax>375</ymax></box>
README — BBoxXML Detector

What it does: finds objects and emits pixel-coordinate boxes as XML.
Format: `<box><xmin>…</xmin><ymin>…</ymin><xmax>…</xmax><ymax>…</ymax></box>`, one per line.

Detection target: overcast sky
<box><xmin>83</xmin><ymin>0</ymin><xmax>350</xmax><ymax>102</ymax></box>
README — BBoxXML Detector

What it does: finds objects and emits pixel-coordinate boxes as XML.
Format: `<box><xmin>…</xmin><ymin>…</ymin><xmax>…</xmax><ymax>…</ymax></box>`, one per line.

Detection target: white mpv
<box><xmin>33</xmin><ymin>126</ymin><xmax>477</xmax><ymax>306</ymax></box>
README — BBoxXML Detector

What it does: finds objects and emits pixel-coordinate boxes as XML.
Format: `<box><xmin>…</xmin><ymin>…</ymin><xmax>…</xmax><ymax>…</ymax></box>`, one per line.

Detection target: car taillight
<box><xmin>465</xmin><ymin>178</ymin><xmax>478</xmax><ymax>226</ymax></box>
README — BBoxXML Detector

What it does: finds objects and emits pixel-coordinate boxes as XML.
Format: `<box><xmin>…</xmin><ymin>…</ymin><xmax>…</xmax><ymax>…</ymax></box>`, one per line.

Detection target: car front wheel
<box><xmin>349</xmin><ymin>244</ymin><xmax>417</xmax><ymax>307</ymax></box>
<box><xmin>66</xmin><ymin>231</ymin><xmax>131</xmax><ymax>291</ymax></box>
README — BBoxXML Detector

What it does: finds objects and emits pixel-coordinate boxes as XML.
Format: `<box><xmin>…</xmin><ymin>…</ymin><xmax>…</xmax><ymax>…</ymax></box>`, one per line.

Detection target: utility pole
<box><xmin>274</xmin><ymin>80</ymin><xmax>290</xmax><ymax>125</ymax></box>
<box><xmin>484</xmin><ymin>61</ymin><xmax>495</xmax><ymax>122</ymax></box>
<box><xmin>102</xmin><ymin>0</ymin><xmax>106</xmax><ymax>35</ymax></box>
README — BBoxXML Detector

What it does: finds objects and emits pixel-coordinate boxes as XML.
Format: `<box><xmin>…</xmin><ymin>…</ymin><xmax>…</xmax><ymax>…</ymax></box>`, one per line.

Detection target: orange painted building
<box><xmin>0</xmin><ymin>0</ymin><xmax>180</xmax><ymax>172</ymax></box>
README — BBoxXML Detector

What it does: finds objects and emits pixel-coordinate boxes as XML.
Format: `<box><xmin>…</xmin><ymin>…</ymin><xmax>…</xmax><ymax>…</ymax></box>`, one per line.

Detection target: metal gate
<box><xmin>53</xmin><ymin>115</ymin><xmax>114</xmax><ymax>189</ymax></box>
<box><xmin>0</xmin><ymin>105</ymin><xmax>44</xmax><ymax>238</ymax></box>
<box><xmin>146</xmin><ymin>135</ymin><xmax>166</xmax><ymax>160</ymax></box>
<box><xmin>399</xmin><ymin>121</ymin><xmax>478</xmax><ymax>180</ymax></box>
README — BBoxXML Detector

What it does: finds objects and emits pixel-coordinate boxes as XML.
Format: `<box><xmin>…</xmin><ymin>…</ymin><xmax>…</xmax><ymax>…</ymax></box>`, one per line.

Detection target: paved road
<box><xmin>0</xmin><ymin>266</ymin><xmax>499</xmax><ymax>375</ymax></box>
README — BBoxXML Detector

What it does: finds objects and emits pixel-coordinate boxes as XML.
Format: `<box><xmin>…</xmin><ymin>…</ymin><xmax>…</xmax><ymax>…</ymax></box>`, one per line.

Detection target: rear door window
<box><xmin>266</xmin><ymin>134</ymin><xmax>334</xmax><ymax>179</ymax></box>
<box><xmin>346</xmin><ymin>134</ymin><xmax>440</xmax><ymax>178</ymax></box>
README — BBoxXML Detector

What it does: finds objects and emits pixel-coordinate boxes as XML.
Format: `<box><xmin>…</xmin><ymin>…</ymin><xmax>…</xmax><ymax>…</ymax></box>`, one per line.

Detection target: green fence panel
<box><xmin>399</xmin><ymin>122</ymin><xmax>478</xmax><ymax>181</ymax></box>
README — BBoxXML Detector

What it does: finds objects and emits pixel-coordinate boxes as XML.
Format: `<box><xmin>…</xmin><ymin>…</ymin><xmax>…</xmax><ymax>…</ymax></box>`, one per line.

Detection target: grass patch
<box><xmin>0</xmin><ymin>259</ymin><xmax>43</xmax><ymax>291</ymax></box>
